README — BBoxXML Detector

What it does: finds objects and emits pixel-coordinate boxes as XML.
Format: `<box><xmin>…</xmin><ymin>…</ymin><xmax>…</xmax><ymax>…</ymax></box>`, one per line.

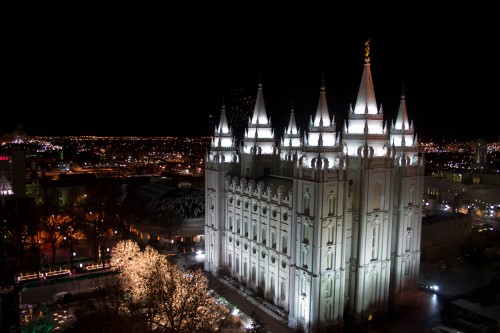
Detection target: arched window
<box><xmin>228</xmin><ymin>216</ymin><xmax>233</xmax><ymax>231</ymax></box>
<box><xmin>406</xmin><ymin>233</ymin><xmax>412</xmax><ymax>252</ymax></box>
<box><xmin>270</xmin><ymin>274</ymin><xmax>275</xmax><ymax>296</ymax></box>
<box><xmin>373</xmin><ymin>181</ymin><xmax>382</xmax><ymax>210</ymax></box>
<box><xmin>236</xmin><ymin>217</ymin><xmax>241</xmax><ymax>233</ymax></box>
<box><xmin>302</xmin><ymin>222</ymin><xmax>309</xmax><ymax>244</ymax></box>
<box><xmin>371</xmin><ymin>220</ymin><xmax>380</xmax><ymax>260</ymax></box>
<box><xmin>325</xmin><ymin>301</ymin><xmax>333</xmax><ymax>321</ymax></box>
<box><xmin>271</xmin><ymin>230</ymin><xmax>277</xmax><ymax>249</ymax></box>
<box><xmin>300</xmin><ymin>299</ymin><xmax>306</xmax><ymax>319</ymax></box>
<box><xmin>253</xmin><ymin>223</ymin><xmax>257</xmax><ymax>241</ymax></box>
<box><xmin>303</xmin><ymin>189</ymin><xmax>311</xmax><ymax>215</ymax></box>
<box><xmin>281</xmin><ymin>235</ymin><xmax>288</xmax><ymax>254</ymax></box>
<box><xmin>325</xmin><ymin>278</ymin><xmax>332</xmax><ymax>297</ymax></box>
<box><xmin>409</xmin><ymin>183</ymin><xmax>415</xmax><ymax>205</ymax></box>
<box><xmin>301</xmin><ymin>274</ymin><xmax>307</xmax><ymax>295</ymax></box>
<box><xmin>244</xmin><ymin>220</ymin><xmax>248</xmax><ymax>237</ymax></box>
<box><xmin>280</xmin><ymin>280</ymin><xmax>286</xmax><ymax>300</ymax></box>
<box><xmin>261</xmin><ymin>227</ymin><xmax>267</xmax><ymax>245</ymax></box>
<box><xmin>210</xmin><ymin>192</ymin><xmax>215</xmax><ymax>211</ymax></box>
<box><xmin>407</xmin><ymin>209</ymin><xmax>413</xmax><ymax>230</ymax></box>
<box><xmin>328</xmin><ymin>191</ymin><xmax>335</xmax><ymax>216</ymax></box>
<box><xmin>370</xmin><ymin>270</ymin><xmax>377</xmax><ymax>304</ymax></box>
<box><xmin>260</xmin><ymin>271</ymin><xmax>265</xmax><ymax>289</ymax></box>
<box><xmin>327</xmin><ymin>224</ymin><xmax>334</xmax><ymax>245</ymax></box>
<box><xmin>302</xmin><ymin>247</ymin><xmax>308</xmax><ymax>268</ymax></box>
<box><xmin>326</xmin><ymin>250</ymin><xmax>333</xmax><ymax>270</ymax></box>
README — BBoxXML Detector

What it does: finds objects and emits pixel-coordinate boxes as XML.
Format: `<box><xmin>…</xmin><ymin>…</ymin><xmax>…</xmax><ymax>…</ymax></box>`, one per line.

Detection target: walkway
<box><xmin>208</xmin><ymin>275</ymin><xmax>295</xmax><ymax>333</ymax></box>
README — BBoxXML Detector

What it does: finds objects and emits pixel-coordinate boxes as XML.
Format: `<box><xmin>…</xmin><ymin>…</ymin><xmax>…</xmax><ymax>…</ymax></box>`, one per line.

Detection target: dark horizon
<box><xmin>3</xmin><ymin>7</ymin><xmax>498</xmax><ymax>143</ymax></box>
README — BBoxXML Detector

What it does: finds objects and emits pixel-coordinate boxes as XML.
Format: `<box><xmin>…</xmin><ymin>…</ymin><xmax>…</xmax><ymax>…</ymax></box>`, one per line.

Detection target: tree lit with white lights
<box><xmin>111</xmin><ymin>240</ymin><xmax>231</xmax><ymax>333</ymax></box>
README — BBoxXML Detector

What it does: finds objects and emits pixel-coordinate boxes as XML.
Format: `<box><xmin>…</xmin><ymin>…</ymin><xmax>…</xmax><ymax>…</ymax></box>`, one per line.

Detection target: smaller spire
<box><xmin>393</xmin><ymin>83</ymin><xmax>410</xmax><ymax>131</ymax></box>
<box><xmin>217</xmin><ymin>99</ymin><xmax>230</xmax><ymax>134</ymax></box>
<box><xmin>285</xmin><ymin>100</ymin><xmax>299</xmax><ymax>135</ymax></box>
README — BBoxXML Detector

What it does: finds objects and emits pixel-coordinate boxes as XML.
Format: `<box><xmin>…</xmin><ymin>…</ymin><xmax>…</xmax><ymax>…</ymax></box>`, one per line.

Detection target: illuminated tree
<box><xmin>111</xmin><ymin>240</ymin><xmax>230</xmax><ymax>333</ymax></box>
<box><xmin>81</xmin><ymin>181</ymin><xmax>122</xmax><ymax>264</ymax></box>
<box><xmin>0</xmin><ymin>197</ymin><xmax>35</xmax><ymax>275</ymax></box>
<box><xmin>40</xmin><ymin>213</ymin><xmax>71</xmax><ymax>267</ymax></box>
<box><xmin>120</xmin><ymin>186</ymin><xmax>147</xmax><ymax>239</ymax></box>
<box><xmin>60</xmin><ymin>211</ymin><xmax>86</xmax><ymax>272</ymax></box>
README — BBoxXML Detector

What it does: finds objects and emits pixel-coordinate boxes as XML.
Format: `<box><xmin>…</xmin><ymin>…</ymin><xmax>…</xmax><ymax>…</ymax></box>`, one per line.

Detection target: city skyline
<box><xmin>3</xmin><ymin>7</ymin><xmax>498</xmax><ymax>142</ymax></box>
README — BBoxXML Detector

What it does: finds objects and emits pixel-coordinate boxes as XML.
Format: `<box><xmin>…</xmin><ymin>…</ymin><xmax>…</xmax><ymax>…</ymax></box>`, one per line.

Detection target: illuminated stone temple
<box><xmin>204</xmin><ymin>43</ymin><xmax>425</xmax><ymax>332</ymax></box>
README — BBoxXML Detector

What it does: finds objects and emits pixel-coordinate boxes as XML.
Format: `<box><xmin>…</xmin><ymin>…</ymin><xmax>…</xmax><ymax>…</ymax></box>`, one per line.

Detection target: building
<box><xmin>128</xmin><ymin>182</ymin><xmax>205</xmax><ymax>252</ymax></box>
<box><xmin>420</xmin><ymin>212</ymin><xmax>472</xmax><ymax>262</ymax></box>
<box><xmin>204</xmin><ymin>44</ymin><xmax>425</xmax><ymax>332</ymax></box>
<box><xmin>0</xmin><ymin>144</ymin><xmax>26</xmax><ymax>199</ymax></box>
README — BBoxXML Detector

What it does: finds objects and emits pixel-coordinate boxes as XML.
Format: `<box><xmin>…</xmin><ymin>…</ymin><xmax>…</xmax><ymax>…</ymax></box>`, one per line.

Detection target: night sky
<box><xmin>3</xmin><ymin>6</ymin><xmax>498</xmax><ymax>142</ymax></box>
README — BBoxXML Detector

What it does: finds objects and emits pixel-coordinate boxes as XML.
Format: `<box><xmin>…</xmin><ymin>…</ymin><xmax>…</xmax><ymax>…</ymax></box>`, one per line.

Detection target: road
<box><xmin>387</xmin><ymin>290</ymin><xmax>444</xmax><ymax>333</ymax></box>
<box><xmin>20</xmin><ymin>275</ymin><xmax>101</xmax><ymax>305</ymax></box>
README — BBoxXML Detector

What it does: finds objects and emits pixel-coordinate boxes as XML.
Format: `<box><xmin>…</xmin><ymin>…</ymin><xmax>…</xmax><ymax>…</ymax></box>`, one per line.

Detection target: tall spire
<box><xmin>250</xmin><ymin>74</ymin><xmax>269</xmax><ymax>125</ymax></box>
<box><xmin>353</xmin><ymin>39</ymin><xmax>378</xmax><ymax>115</ymax></box>
<box><xmin>342</xmin><ymin>40</ymin><xmax>388</xmax><ymax>157</ymax></box>
<box><xmin>242</xmin><ymin>77</ymin><xmax>276</xmax><ymax>155</ymax></box>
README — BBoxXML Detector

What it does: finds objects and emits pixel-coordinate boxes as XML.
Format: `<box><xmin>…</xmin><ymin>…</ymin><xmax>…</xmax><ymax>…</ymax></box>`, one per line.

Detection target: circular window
<box><xmin>228</xmin><ymin>236</ymin><xmax>232</xmax><ymax>243</ymax></box>
<box><xmin>271</xmin><ymin>254</ymin><xmax>276</xmax><ymax>263</ymax></box>
<box><xmin>261</xmin><ymin>251</ymin><xmax>266</xmax><ymax>259</ymax></box>
<box><xmin>282</xmin><ymin>210</ymin><xmax>288</xmax><ymax>221</ymax></box>
<box><xmin>281</xmin><ymin>260</ymin><xmax>287</xmax><ymax>268</ymax></box>
<box><xmin>236</xmin><ymin>239</ymin><xmax>240</xmax><ymax>246</ymax></box>
<box><xmin>244</xmin><ymin>242</ymin><xmax>248</xmax><ymax>250</ymax></box>
<box><xmin>252</xmin><ymin>246</ymin><xmax>257</xmax><ymax>254</ymax></box>
<box><xmin>272</xmin><ymin>207</ymin><xmax>277</xmax><ymax>218</ymax></box>
<box><xmin>245</xmin><ymin>200</ymin><xmax>249</xmax><ymax>209</ymax></box>
<box><xmin>237</xmin><ymin>198</ymin><xmax>241</xmax><ymax>206</ymax></box>
<box><xmin>253</xmin><ymin>203</ymin><xmax>258</xmax><ymax>212</ymax></box>
<box><xmin>229</xmin><ymin>196</ymin><xmax>233</xmax><ymax>204</ymax></box>
<box><xmin>262</xmin><ymin>205</ymin><xmax>267</xmax><ymax>215</ymax></box>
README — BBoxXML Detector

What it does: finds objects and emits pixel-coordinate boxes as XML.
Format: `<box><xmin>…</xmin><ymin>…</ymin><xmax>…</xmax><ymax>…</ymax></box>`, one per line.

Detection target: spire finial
<box><xmin>364</xmin><ymin>39</ymin><xmax>371</xmax><ymax>58</ymax></box>
<box><xmin>401</xmin><ymin>83</ymin><xmax>405</xmax><ymax>99</ymax></box>
<box><xmin>321</xmin><ymin>73</ymin><xmax>325</xmax><ymax>92</ymax></box>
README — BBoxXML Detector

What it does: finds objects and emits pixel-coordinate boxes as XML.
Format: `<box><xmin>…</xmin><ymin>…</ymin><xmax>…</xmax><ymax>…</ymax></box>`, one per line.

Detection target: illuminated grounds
<box><xmin>18</xmin><ymin>248</ymin><xmax>267</xmax><ymax>332</ymax></box>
